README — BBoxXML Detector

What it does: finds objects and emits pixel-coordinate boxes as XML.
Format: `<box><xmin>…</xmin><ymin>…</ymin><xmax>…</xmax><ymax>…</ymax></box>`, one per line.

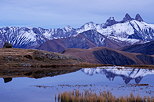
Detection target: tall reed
<box><xmin>56</xmin><ymin>90</ymin><xmax>154</xmax><ymax>102</ymax></box>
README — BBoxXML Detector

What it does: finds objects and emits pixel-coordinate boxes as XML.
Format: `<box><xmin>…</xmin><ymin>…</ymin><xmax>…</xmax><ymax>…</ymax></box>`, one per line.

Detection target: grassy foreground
<box><xmin>56</xmin><ymin>90</ymin><xmax>154</xmax><ymax>102</ymax></box>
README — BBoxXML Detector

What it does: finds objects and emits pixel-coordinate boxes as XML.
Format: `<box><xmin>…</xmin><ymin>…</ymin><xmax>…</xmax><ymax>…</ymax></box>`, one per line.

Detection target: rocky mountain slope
<box><xmin>121</xmin><ymin>41</ymin><xmax>154</xmax><ymax>55</ymax></box>
<box><xmin>38</xmin><ymin>30</ymin><xmax>131</xmax><ymax>52</ymax></box>
<box><xmin>63</xmin><ymin>47</ymin><xmax>154</xmax><ymax>65</ymax></box>
<box><xmin>0</xmin><ymin>48</ymin><xmax>82</xmax><ymax>68</ymax></box>
<box><xmin>0</xmin><ymin>26</ymin><xmax>76</xmax><ymax>48</ymax></box>
<box><xmin>0</xmin><ymin>13</ymin><xmax>154</xmax><ymax>51</ymax></box>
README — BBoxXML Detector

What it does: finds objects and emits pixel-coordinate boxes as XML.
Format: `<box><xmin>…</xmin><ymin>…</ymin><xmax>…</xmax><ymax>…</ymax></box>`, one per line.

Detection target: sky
<box><xmin>0</xmin><ymin>0</ymin><xmax>154</xmax><ymax>28</ymax></box>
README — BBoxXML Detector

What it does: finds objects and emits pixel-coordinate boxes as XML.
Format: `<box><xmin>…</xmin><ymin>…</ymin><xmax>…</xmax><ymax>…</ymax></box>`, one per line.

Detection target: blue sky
<box><xmin>0</xmin><ymin>0</ymin><xmax>153</xmax><ymax>28</ymax></box>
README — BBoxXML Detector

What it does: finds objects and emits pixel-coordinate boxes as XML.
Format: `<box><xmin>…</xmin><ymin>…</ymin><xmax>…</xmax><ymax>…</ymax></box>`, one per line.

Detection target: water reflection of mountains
<box><xmin>0</xmin><ymin>67</ymin><xmax>80</xmax><ymax>83</ymax></box>
<box><xmin>2</xmin><ymin>66</ymin><xmax>154</xmax><ymax>84</ymax></box>
<box><xmin>82</xmin><ymin>66</ymin><xmax>154</xmax><ymax>84</ymax></box>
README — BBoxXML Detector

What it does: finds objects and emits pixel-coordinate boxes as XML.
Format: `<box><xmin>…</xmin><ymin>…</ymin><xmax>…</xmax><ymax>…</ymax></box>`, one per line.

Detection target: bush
<box><xmin>3</xmin><ymin>42</ymin><xmax>13</xmax><ymax>48</ymax></box>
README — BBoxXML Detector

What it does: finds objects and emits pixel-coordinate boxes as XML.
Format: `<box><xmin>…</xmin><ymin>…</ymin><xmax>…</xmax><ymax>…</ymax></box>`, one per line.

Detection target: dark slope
<box><xmin>63</xmin><ymin>47</ymin><xmax>154</xmax><ymax>65</ymax></box>
<box><xmin>136</xmin><ymin>55</ymin><xmax>154</xmax><ymax>65</ymax></box>
<box><xmin>38</xmin><ymin>33</ymin><xmax>96</xmax><ymax>52</ymax></box>
<box><xmin>93</xmin><ymin>49</ymin><xmax>136</xmax><ymax>65</ymax></box>
<box><xmin>122</xmin><ymin>41</ymin><xmax>154</xmax><ymax>55</ymax></box>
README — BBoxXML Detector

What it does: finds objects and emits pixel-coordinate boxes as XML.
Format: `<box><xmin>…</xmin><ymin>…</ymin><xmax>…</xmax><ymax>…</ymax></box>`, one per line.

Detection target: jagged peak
<box><xmin>108</xmin><ymin>17</ymin><xmax>115</xmax><ymax>21</ymax></box>
<box><xmin>122</xmin><ymin>13</ymin><xmax>133</xmax><ymax>22</ymax></box>
<box><xmin>135</xmin><ymin>14</ymin><xmax>143</xmax><ymax>22</ymax></box>
<box><xmin>103</xmin><ymin>17</ymin><xmax>117</xmax><ymax>28</ymax></box>
<box><xmin>106</xmin><ymin>17</ymin><xmax>116</xmax><ymax>22</ymax></box>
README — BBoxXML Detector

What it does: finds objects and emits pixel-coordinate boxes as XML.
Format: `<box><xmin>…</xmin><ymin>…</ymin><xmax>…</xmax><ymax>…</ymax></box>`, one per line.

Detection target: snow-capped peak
<box><xmin>63</xmin><ymin>25</ymin><xmax>74</xmax><ymax>32</ymax></box>
<box><xmin>103</xmin><ymin>17</ymin><xmax>117</xmax><ymax>27</ymax></box>
<box><xmin>77</xmin><ymin>22</ymin><xmax>99</xmax><ymax>33</ymax></box>
<box><xmin>81</xmin><ymin>22</ymin><xmax>96</xmax><ymax>29</ymax></box>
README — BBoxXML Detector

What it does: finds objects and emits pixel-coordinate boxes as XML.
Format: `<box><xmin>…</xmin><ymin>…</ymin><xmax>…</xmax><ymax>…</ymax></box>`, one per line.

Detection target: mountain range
<box><xmin>1</xmin><ymin>13</ymin><xmax>154</xmax><ymax>52</ymax></box>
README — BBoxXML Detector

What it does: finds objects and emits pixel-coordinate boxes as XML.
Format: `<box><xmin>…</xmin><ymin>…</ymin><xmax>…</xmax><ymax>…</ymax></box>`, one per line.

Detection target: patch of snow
<box><xmin>21</xmin><ymin>30</ymin><xmax>36</xmax><ymax>41</ymax></box>
<box><xmin>109</xmin><ymin>36</ymin><xmax>140</xmax><ymax>44</ymax></box>
<box><xmin>63</xmin><ymin>25</ymin><xmax>73</xmax><ymax>32</ymax></box>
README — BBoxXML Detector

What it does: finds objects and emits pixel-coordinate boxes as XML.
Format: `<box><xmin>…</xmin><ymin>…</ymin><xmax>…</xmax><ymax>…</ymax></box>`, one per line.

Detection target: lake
<box><xmin>0</xmin><ymin>66</ymin><xmax>154</xmax><ymax>102</ymax></box>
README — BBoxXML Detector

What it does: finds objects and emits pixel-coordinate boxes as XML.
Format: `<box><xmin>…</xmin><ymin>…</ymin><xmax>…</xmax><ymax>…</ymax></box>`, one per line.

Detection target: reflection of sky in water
<box><xmin>0</xmin><ymin>67</ymin><xmax>154</xmax><ymax>102</ymax></box>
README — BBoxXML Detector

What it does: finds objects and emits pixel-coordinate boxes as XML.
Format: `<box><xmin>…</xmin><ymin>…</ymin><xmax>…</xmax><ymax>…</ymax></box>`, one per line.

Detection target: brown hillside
<box><xmin>63</xmin><ymin>47</ymin><xmax>154</xmax><ymax>65</ymax></box>
<box><xmin>0</xmin><ymin>48</ymin><xmax>82</xmax><ymax>68</ymax></box>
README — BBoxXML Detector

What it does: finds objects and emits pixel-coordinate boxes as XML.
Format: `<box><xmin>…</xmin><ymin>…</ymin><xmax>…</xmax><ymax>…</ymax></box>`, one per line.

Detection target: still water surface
<box><xmin>0</xmin><ymin>66</ymin><xmax>154</xmax><ymax>102</ymax></box>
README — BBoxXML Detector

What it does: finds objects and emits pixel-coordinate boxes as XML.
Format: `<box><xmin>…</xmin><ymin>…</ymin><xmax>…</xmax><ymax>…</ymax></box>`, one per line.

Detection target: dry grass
<box><xmin>56</xmin><ymin>90</ymin><xmax>154</xmax><ymax>102</ymax></box>
<box><xmin>0</xmin><ymin>48</ymin><xmax>106</xmax><ymax>68</ymax></box>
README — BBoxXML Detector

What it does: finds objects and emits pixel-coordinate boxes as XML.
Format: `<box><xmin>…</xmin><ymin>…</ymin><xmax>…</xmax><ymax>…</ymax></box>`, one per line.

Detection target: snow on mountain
<box><xmin>76</xmin><ymin>22</ymin><xmax>101</xmax><ymax>34</ymax></box>
<box><xmin>0</xmin><ymin>26</ymin><xmax>77</xmax><ymax>48</ymax></box>
<box><xmin>76</xmin><ymin>14</ymin><xmax>154</xmax><ymax>45</ymax></box>
<box><xmin>43</xmin><ymin>26</ymin><xmax>76</xmax><ymax>39</ymax></box>
<box><xmin>0</xmin><ymin>27</ymin><xmax>37</xmax><ymax>48</ymax></box>
<box><xmin>77</xmin><ymin>20</ymin><xmax>154</xmax><ymax>44</ymax></box>
<box><xmin>108</xmin><ymin>36</ymin><xmax>141</xmax><ymax>44</ymax></box>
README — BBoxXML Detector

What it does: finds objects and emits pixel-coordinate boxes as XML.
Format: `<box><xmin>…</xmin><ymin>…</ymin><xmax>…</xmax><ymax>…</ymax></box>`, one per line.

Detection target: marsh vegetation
<box><xmin>57</xmin><ymin>90</ymin><xmax>154</xmax><ymax>102</ymax></box>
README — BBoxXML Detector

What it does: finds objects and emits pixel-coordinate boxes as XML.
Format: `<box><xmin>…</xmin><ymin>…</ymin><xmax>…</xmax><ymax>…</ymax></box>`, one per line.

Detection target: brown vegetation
<box><xmin>0</xmin><ymin>48</ymin><xmax>88</xmax><ymax>68</ymax></box>
<box><xmin>57</xmin><ymin>90</ymin><xmax>154</xmax><ymax>102</ymax></box>
<box><xmin>0</xmin><ymin>48</ymin><xmax>105</xmax><ymax>69</ymax></box>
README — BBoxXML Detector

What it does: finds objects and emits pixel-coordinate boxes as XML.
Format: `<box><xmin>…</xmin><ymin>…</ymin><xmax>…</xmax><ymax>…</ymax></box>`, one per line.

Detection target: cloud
<box><xmin>0</xmin><ymin>0</ymin><xmax>154</xmax><ymax>28</ymax></box>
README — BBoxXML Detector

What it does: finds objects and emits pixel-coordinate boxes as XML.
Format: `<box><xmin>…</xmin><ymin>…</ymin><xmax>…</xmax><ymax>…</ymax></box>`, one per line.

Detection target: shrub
<box><xmin>3</xmin><ymin>42</ymin><xmax>13</xmax><ymax>48</ymax></box>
